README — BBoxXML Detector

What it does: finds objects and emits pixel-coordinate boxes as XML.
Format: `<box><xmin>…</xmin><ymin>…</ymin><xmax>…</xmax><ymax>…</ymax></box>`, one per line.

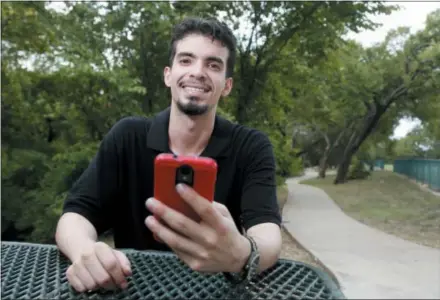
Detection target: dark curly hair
<box><xmin>169</xmin><ymin>17</ymin><xmax>237</xmax><ymax>78</ymax></box>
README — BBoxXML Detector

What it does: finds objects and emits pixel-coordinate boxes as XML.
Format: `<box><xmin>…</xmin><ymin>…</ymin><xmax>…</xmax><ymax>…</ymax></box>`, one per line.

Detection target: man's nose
<box><xmin>189</xmin><ymin>61</ymin><xmax>205</xmax><ymax>79</ymax></box>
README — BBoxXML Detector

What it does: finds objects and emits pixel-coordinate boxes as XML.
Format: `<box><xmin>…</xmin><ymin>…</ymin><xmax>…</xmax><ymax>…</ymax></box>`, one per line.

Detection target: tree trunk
<box><xmin>236</xmin><ymin>74</ymin><xmax>262</xmax><ymax>124</ymax></box>
<box><xmin>318</xmin><ymin>133</ymin><xmax>331</xmax><ymax>178</ymax></box>
<box><xmin>318</xmin><ymin>151</ymin><xmax>329</xmax><ymax>178</ymax></box>
<box><xmin>334</xmin><ymin>105</ymin><xmax>386</xmax><ymax>184</ymax></box>
<box><xmin>236</xmin><ymin>98</ymin><xmax>247</xmax><ymax>124</ymax></box>
<box><xmin>333</xmin><ymin>67</ymin><xmax>415</xmax><ymax>184</ymax></box>
<box><xmin>45</xmin><ymin>117</ymin><xmax>55</xmax><ymax>143</ymax></box>
<box><xmin>140</xmin><ymin>31</ymin><xmax>153</xmax><ymax>114</ymax></box>
<box><xmin>334</xmin><ymin>151</ymin><xmax>354</xmax><ymax>184</ymax></box>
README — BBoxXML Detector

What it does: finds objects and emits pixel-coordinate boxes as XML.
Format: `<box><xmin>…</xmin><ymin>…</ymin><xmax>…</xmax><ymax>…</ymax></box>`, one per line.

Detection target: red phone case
<box><xmin>153</xmin><ymin>153</ymin><xmax>218</xmax><ymax>222</ymax></box>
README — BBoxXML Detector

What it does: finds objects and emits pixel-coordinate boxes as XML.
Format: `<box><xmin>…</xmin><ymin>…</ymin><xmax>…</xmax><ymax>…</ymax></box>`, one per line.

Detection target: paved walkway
<box><xmin>282</xmin><ymin>169</ymin><xmax>440</xmax><ymax>299</ymax></box>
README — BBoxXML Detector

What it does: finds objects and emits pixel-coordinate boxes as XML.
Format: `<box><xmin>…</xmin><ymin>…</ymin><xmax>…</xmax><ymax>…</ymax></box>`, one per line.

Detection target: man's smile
<box><xmin>179</xmin><ymin>81</ymin><xmax>212</xmax><ymax>97</ymax></box>
<box><xmin>179</xmin><ymin>81</ymin><xmax>211</xmax><ymax>92</ymax></box>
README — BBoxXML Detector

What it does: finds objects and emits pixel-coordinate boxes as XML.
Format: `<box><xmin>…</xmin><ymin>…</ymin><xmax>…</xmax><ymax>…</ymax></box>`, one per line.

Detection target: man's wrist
<box><xmin>230</xmin><ymin>234</ymin><xmax>251</xmax><ymax>273</ymax></box>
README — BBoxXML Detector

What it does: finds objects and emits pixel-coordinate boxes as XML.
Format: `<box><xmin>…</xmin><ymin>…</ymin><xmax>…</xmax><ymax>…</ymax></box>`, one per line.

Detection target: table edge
<box><xmin>1</xmin><ymin>241</ymin><xmax>346</xmax><ymax>299</ymax></box>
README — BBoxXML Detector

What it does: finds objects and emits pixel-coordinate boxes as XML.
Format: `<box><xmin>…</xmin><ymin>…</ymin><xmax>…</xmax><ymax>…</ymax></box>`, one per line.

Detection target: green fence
<box><xmin>393</xmin><ymin>158</ymin><xmax>440</xmax><ymax>191</ymax></box>
<box><xmin>374</xmin><ymin>159</ymin><xmax>385</xmax><ymax>170</ymax></box>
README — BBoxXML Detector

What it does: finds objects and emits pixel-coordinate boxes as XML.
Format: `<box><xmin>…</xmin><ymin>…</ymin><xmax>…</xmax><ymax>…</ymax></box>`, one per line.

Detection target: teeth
<box><xmin>184</xmin><ymin>86</ymin><xmax>205</xmax><ymax>93</ymax></box>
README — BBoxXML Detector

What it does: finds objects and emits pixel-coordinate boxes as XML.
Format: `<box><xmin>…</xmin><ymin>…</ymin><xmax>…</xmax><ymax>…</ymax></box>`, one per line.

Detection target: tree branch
<box><xmin>382</xmin><ymin>83</ymin><xmax>407</xmax><ymax>106</ymax></box>
<box><xmin>310</xmin><ymin>123</ymin><xmax>330</xmax><ymax>147</ymax></box>
<box><xmin>333</xmin><ymin>129</ymin><xmax>346</xmax><ymax>148</ymax></box>
<box><xmin>245</xmin><ymin>4</ymin><xmax>262</xmax><ymax>54</ymax></box>
<box><xmin>261</xmin><ymin>2</ymin><xmax>323</xmax><ymax>70</ymax></box>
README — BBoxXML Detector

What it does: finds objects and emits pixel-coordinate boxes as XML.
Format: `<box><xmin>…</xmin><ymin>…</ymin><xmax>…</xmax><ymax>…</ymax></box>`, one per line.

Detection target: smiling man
<box><xmin>55</xmin><ymin>17</ymin><xmax>282</xmax><ymax>293</ymax></box>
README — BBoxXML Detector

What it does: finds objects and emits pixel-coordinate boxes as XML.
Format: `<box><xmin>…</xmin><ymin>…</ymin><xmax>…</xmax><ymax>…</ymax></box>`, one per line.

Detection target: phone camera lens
<box><xmin>180</xmin><ymin>165</ymin><xmax>192</xmax><ymax>176</ymax></box>
<box><xmin>176</xmin><ymin>165</ymin><xmax>194</xmax><ymax>186</ymax></box>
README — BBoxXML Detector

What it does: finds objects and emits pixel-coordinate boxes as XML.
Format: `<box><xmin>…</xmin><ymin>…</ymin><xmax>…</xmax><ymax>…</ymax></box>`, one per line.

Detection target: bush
<box><xmin>272</xmin><ymin>138</ymin><xmax>303</xmax><ymax>185</ymax></box>
<box><xmin>216</xmin><ymin>106</ymin><xmax>236</xmax><ymax>122</ymax></box>
<box><xmin>1</xmin><ymin>149</ymin><xmax>50</xmax><ymax>238</ymax></box>
<box><xmin>24</xmin><ymin>142</ymin><xmax>99</xmax><ymax>243</ymax></box>
<box><xmin>348</xmin><ymin>156</ymin><xmax>371</xmax><ymax>180</ymax></box>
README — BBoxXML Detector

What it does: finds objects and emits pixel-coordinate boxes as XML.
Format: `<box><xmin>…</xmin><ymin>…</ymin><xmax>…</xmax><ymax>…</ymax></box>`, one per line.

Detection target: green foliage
<box><xmin>273</xmin><ymin>139</ymin><xmax>303</xmax><ymax>184</ymax></box>
<box><xmin>1</xmin><ymin>2</ymin><xmax>58</xmax><ymax>59</ymax></box>
<box><xmin>393</xmin><ymin>125</ymin><xmax>440</xmax><ymax>159</ymax></box>
<box><xmin>1</xmin><ymin>148</ymin><xmax>50</xmax><ymax>236</ymax></box>
<box><xmin>24</xmin><ymin>142</ymin><xmax>99</xmax><ymax>243</ymax></box>
<box><xmin>348</xmin><ymin>156</ymin><xmax>371</xmax><ymax>180</ymax></box>
<box><xmin>221</xmin><ymin>1</ymin><xmax>397</xmax><ymax>124</ymax></box>
<box><xmin>216</xmin><ymin>105</ymin><xmax>236</xmax><ymax>123</ymax></box>
<box><xmin>326</xmin><ymin>8</ymin><xmax>440</xmax><ymax>183</ymax></box>
<box><xmin>5</xmin><ymin>1</ymin><xmax>437</xmax><ymax>243</ymax></box>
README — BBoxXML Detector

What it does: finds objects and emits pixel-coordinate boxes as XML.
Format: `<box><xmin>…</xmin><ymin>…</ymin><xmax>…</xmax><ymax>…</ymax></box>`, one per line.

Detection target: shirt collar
<box><xmin>146</xmin><ymin>107</ymin><xmax>233</xmax><ymax>158</ymax></box>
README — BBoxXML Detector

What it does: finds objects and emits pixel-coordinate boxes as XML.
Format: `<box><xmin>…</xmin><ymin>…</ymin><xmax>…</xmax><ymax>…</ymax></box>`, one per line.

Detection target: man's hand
<box><xmin>65</xmin><ymin>242</ymin><xmax>132</xmax><ymax>293</ymax></box>
<box><xmin>145</xmin><ymin>184</ymin><xmax>251</xmax><ymax>273</ymax></box>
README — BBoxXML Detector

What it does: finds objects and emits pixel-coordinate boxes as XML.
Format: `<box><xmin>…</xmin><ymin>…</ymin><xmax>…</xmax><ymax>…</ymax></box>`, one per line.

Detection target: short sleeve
<box><xmin>62</xmin><ymin>118</ymin><xmax>128</xmax><ymax>235</ymax></box>
<box><xmin>239</xmin><ymin>131</ymin><xmax>282</xmax><ymax>231</ymax></box>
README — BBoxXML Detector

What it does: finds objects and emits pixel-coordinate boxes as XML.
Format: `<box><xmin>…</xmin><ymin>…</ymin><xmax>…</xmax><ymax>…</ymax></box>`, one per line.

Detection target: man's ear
<box><xmin>164</xmin><ymin>66</ymin><xmax>171</xmax><ymax>87</ymax></box>
<box><xmin>221</xmin><ymin>77</ymin><xmax>233</xmax><ymax>97</ymax></box>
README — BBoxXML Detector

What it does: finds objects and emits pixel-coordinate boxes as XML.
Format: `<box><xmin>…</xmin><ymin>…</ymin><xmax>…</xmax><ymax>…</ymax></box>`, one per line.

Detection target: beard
<box><xmin>176</xmin><ymin>97</ymin><xmax>210</xmax><ymax>116</ymax></box>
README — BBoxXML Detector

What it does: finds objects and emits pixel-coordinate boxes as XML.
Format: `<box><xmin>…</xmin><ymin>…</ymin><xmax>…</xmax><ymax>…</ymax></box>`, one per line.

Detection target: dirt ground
<box><xmin>279</xmin><ymin>229</ymin><xmax>321</xmax><ymax>268</ymax></box>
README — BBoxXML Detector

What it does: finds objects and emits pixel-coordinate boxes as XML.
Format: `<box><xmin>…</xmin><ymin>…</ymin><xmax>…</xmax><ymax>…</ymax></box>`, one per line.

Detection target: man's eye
<box><xmin>180</xmin><ymin>59</ymin><xmax>191</xmax><ymax>64</ymax></box>
<box><xmin>209</xmin><ymin>63</ymin><xmax>220</xmax><ymax>70</ymax></box>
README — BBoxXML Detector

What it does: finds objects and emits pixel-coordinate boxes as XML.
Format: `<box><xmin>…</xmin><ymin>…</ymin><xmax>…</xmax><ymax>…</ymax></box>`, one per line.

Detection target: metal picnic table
<box><xmin>1</xmin><ymin>241</ymin><xmax>345</xmax><ymax>299</ymax></box>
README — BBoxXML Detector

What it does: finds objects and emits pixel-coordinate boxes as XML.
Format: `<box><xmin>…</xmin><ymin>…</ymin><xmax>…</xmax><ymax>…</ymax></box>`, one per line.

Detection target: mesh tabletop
<box><xmin>1</xmin><ymin>242</ymin><xmax>345</xmax><ymax>299</ymax></box>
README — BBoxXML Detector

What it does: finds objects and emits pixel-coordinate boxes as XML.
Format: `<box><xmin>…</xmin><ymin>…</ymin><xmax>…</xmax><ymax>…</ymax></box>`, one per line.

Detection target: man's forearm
<box><xmin>247</xmin><ymin>223</ymin><xmax>282</xmax><ymax>273</ymax></box>
<box><xmin>55</xmin><ymin>212</ymin><xmax>99</xmax><ymax>262</ymax></box>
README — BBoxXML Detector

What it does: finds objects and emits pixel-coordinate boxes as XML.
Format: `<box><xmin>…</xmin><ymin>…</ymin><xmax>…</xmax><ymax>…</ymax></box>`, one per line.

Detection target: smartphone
<box><xmin>153</xmin><ymin>153</ymin><xmax>218</xmax><ymax>223</ymax></box>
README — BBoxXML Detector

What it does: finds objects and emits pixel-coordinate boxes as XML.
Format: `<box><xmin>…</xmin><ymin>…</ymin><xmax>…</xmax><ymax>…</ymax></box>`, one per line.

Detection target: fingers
<box><xmin>173</xmin><ymin>249</ymin><xmax>216</xmax><ymax>274</ymax></box>
<box><xmin>94</xmin><ymin>244</ymin><xmax>129</xmax><ymax>288</ymax></box>
<box><xmin>146</xmin><ymin>198</ymin><xmax>201</xmax><ymax>240</ymax></box>
<box><xmin>113</xmin><ymin>250</ymin><xmax>132</xmax><ymax>276</ymax></box>
<box><xmin>176</xmin><ymin>184</ymin><xmax>228</xmax><ymax>235</ymax></box>
<box><xmin>145</xmin><ymin>215</ymin><xmax>205</xmax><ymax>255</ymax></box>
<box><xmin>66</xmin><ymin>268</ymin><xmax>88</xmax><ymax>293</ymax></box>
<box><xmin>174</xmin><ymin>249</ymin><xmax>203</xmax><ymax>272</ymax></box>
<box><xmin>66</xmin><ymin>242</ymin><xmax>131</xmax><ymax>293</ymax></box>
<box><xmin>83</xmin><ymin>252</ymin><xmax>118</xmax><ymax>290</ymax></box>
<box><xmin>145</xmin><ymin>199</ymin><xmax>222</xmax><ymax>250</ymax></box>
<box><xmin>74</xmin><ymin>252</ymin><xmax>102</xmax><ymax>291</ymax></box>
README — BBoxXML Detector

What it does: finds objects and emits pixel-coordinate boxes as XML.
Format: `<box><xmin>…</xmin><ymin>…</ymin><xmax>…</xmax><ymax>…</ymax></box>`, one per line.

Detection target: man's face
<box><xmin>164</xmin><ymin>34</ymin><xmax>233</xmax><ymax>116</ymax></box>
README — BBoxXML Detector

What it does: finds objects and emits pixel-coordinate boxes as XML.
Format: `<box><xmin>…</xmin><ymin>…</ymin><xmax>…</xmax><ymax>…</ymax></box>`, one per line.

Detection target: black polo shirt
<box><xmin>63</xmin><ymin>107</ymin><xmax>281</xmax><ymax>251</ymax></box>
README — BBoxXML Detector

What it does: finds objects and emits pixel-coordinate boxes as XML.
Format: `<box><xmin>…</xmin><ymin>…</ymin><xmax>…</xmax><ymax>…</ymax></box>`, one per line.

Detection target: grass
<box><xmin>302</xmin><ymin>171</ymin><xmax>440</xmax><ymax>248</ymax></box>
<box><xmin>384</xmin><ymin>164</ymin><xmax>394</xmax><ymax>171</ymax></box>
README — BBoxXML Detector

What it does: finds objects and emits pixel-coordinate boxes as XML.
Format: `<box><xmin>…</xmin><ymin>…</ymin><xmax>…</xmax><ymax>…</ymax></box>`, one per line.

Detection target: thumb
<box><xmin>176</xmin><ymin>183</ymin><xmax>197</xmax><ymax>200</ymax></box>
<box><xmin>113</xmin><ymin>250</ymin><xmax>132</xmax><ymax>276</ymax></box>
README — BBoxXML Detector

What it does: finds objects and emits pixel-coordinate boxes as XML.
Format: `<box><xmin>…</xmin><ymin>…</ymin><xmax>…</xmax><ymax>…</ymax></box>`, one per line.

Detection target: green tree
<box><xmin>394</xmin><ymin>125</ymin><xmax>440</xmax><ymax>159</ymax></box>
<box><xmin>0</xmin><ymin>1</ymin><xmax>415</xmax><ymax>242</ymax></box>
<box><xmin>220</xmin><ymin>1</ymin><xmax>396</xmax><ymax>124</ymax></box>
<box><xmin>333</xmin><ymin>9</ymin><xmax>440</xmax><ymax>183</ymax></box>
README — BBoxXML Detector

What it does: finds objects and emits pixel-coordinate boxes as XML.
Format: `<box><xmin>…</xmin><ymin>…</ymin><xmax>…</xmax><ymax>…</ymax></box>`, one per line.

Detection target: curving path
<box><xmin>282</xmin><ymin>169</ymin><xmax>440</xmax><ymax>299</ymax></box>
